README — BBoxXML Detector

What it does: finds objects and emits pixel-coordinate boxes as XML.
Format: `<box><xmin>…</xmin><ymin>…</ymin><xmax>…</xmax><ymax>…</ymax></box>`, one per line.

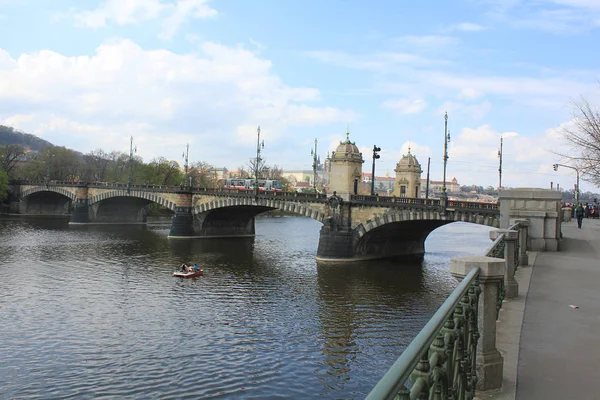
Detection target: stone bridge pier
<box><xmin>71</xmin><ymin>186</ymin><xmax>89</xmax><ymax>223</ymax></box>
<box><xmin>168</xmin><ymin>191</ymin><xmax>194</xmax><ymax>237</ymax></box>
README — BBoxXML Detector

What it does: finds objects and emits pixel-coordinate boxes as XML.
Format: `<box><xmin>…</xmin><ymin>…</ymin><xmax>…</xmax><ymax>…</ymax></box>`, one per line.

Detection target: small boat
<box><xmin>173</xmin><ymin>269</ymin><xmax>204</xmax><ymax>278</ymax></box>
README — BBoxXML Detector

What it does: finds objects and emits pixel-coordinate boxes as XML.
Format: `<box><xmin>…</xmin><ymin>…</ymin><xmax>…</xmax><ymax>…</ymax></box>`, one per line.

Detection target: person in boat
<box><xmin>180</xmin><ymin>263</ymin><xmax>188</xmax><ymax>272</ymax></box>
<box><xmin>191</xmin><ymin>264</ymin><xmax>199</xmax><ymax>273</ymax></box>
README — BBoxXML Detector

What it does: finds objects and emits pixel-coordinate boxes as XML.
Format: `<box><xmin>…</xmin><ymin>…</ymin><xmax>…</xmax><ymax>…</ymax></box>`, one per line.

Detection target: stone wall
<box><xmin>499</xmin><ymin>188</ymin><xmax>562</xmax><ymax>251</ymax></box>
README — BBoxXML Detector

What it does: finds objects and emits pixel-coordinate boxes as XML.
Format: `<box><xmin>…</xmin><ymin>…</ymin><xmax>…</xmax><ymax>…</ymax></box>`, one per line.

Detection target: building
<box><xmin>392</xmin><ymin>148</ymin><xmax>422</xmax><ymax>198</ymax></box>
<box><xmin>420</xmin><ymin>177</ymin><xmax>461</xmax><ymax>198</ymax></box>
<box><xmin>328</xmin><ymin>131</ymin><xmax>369</xmax><ymax>199</ymax></box>
<box><xmin>362</xmin><ymin>172</ymin><xmax>395</xmax><ymax>195</ymax></box>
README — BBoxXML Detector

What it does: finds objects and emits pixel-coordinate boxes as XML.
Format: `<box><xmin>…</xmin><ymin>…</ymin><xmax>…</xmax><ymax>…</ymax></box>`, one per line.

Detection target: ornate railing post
<box><xmin>513</xmin><ymin>219</ymin><xmax>529</xmax><ymax>266</ymax></box>
<box><xmin>489</xmin><ymin>229</ymin><xmax>519</xmax><ymax>299</ymax></box>
<box><xmin>450</xmin><ymin>256</ymin><xmax>505</xmax><ymax>391</ymax></box>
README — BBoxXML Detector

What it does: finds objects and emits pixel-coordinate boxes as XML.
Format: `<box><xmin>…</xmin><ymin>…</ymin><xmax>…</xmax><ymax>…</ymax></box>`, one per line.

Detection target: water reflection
<box><xmin>0</xmin><ymin>216</ymin><xmax>493</xmax><ymax>399</ymax></box>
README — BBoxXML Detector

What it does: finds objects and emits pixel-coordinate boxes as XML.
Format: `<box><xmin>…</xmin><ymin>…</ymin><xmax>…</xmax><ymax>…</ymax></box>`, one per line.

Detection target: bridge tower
<box><xmin>70</xmin><ymin>185</ymin><xmax>89</xmax><ymax>223</ymax></box>
<box><xmin>392</xmin><ymin>147</ymin><xmax>422</xmax><ymax>198</ymax></box>
<box><xmin>328</xmin><ymin>130</ymin><xmax>365</xmax><ymax>201</ymax></box>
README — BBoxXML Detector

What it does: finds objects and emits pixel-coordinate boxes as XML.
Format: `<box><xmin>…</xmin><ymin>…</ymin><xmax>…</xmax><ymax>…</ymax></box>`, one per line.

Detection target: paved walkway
<box><xmin>516</xmin><ymin>218</ymin><xmax>600</xmax><ymax>400</ymax></box>
<box><xmin>479</xmin><ymin>218</ymin><xmax>600</xmax><ymax>400</ymax></box>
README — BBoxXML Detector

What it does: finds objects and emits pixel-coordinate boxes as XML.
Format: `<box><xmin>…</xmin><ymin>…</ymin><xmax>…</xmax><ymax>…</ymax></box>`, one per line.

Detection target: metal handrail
<box><xmin>365</xmin><ymin>267</ymin><xmax>480</xmax><ymax>400</ymax></box>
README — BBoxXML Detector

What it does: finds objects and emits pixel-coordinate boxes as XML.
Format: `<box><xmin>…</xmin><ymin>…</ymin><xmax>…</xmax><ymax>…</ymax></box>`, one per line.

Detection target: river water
<box><xmin>0</xmin><ymin>216</ymin><xmax>493</xmax><ymax>399</ymax></box>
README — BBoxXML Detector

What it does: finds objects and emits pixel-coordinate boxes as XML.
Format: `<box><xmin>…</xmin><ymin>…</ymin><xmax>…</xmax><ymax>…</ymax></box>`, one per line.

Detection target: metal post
<box><xmin>425</xmin><ymin>157</ymin><xmax>431</xmax><ymax>199</ymax></box>
<box><xmin>255</xmin><ymin>126</ymin><xmax>264</xmax><ymax>195</ymax></box>
<box><xmin>311</xmin><ymin>138</ymin><xmax>318</xmax><ymax>191</ymax></box>
<box><xmin>371</xmin><ymin>145</ymin><xmax>381</xmax><ymax>196</ymax></box>
<box><xmin>442</xmin><ymin>112</ymin><xmax>449</xmax><ymax>199</ymax></box>
<box><xmin>553</xmin><ymin>163</ymin><xmax>580</xmax><ymax>203</ymax></box>
<box><xmin>498</xmin><ymin>136</ymin><xmax>503</xmax><ymax>191</ymax></box>
<box><xmin>182</xmin><ymin>143</ymin><xmax>189</xmax><ymax>187</ymax></box>
<box><xmin>128</xmin><ymin>136</ymin><xmax>136</xmax><ymax>192</ymax></box>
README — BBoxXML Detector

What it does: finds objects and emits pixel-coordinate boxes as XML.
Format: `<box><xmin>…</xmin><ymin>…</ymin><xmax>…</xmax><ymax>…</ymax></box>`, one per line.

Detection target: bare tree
<box><xmin>0</xmin><ymin>144</ymin><xmax>26</xmax><ymax>175</ymax></box>
<box><xmin>560</xmin><ymin>97</ymin><xmax>600</xmax><ymax>186</ymax></box>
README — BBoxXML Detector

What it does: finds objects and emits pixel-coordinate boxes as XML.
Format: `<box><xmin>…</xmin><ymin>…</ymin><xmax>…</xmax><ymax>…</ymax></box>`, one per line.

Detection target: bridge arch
<box><xmin>354</xmin><ymin>209</ymin><xmax>498</xmax><ymax>240</ymax></box>
<box><xmin>351</xmin><ymin>209</ymin><xmax>499</xmax><ymax>260</ymax></box>
<box><xmin>88</xmin><ymin>190</ymin><xmax>176</xmax><ymax>211</ymax></box>
<box><xmin>194</xmin><ymin>197</ymin><xmax>326</xmax><ymax>223</ymax></box>
<box><xmin>20</xmin><ymin>186</ymin><xmax>77</xmax><ymax>202</ymax></box>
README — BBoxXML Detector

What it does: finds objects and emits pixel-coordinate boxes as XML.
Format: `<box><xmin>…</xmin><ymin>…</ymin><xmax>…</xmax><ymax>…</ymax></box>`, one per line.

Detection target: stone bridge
<box><xmin>8</xmin><ymin>181</ymin><xmax>500</xmax><ymax>261</ymax></box>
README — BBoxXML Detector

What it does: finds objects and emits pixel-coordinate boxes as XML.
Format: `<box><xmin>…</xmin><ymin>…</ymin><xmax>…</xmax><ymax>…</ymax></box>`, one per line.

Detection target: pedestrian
<box><xmin>575</xmin><ymin>202</ymin><xmax>585</xmax><ymax>229</ymax></box>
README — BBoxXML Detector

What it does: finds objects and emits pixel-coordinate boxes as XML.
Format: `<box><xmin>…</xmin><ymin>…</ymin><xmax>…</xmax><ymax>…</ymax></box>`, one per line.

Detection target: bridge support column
<box><xmin>70</xmin><ymin>186</ymin><xmax>89</xmax><ymax>223</ymax></box>
<box><xmin>316</xmin><ymin>198</ymin><xmax>356</xmax><ymax>261</ymax></box>
<box><xmin>168</xmin><ymin>191</ymin><xmax>194</xmax><ymax>238</ymax></box>
<box><xmin>490</xmin><ymin>229</ymin><xmax>519</xmax><ymax>299</ymax></box>
<box><xmin>316</xmin><ymin>225</ymin><xmax>356</xmax><ymax>260</ymax></box>
<box><xmin>450</xmin><ymin>256</ymin><xmax>505</xmax><ymax>391</ymax></box>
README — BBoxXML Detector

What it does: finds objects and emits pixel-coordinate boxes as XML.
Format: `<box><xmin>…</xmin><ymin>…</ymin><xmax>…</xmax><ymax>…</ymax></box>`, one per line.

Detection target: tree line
<box><xmin>0</xmin><ymin>143</ymin><xmax>288</xmax><ymax>201</ymax></box>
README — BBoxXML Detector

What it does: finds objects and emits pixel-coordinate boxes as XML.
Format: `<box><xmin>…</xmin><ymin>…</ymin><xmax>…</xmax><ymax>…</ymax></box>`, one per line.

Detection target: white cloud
<box><xmin>395</xmin><ymin>35</ymin><xmax>459</xmax><ymax>47</ymax></box>
<box><xmin>72</xmin><ymin>0</ymin><xmax>217</xmax><ymax>39</ymax></box>
<box><xmin>303</xmin><ymin>50</ymin><xmax>452</xmax><ymax>71</ymax></box>
<box><xmin>458</xmin><ymin>88</ymin><xmax>483</xmax><ymax>100</ymax></box>
<box><xmin>443</xmin><ymin>123</ymin><xmax>583</xmax><ymax>190</ymax></box>
<box><xmin>382</xmin><ymin>98</ymin><xmax>428</xmax><ymax>114</ymax></box>
<box><xmin>448</xmin><ymin>22</ymin><xmax>487</xmax><ymax>32</ymax></box>
<box><xmin>0</xmin><ymin>39</ymin><xmax>354</xmax><ymax>164</ymax></box>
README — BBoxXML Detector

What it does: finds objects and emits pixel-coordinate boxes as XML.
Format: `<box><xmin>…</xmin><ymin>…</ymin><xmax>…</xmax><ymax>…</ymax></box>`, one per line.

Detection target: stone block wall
<box><xmin>499</xmin><ymin>188</ymin><xmax>562</xmax><ymax>251</ymax></box>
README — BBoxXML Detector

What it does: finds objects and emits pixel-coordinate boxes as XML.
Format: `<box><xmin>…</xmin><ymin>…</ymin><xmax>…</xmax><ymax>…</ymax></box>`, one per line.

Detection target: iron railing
<box><xmin>365</xmin><ymin>267</ymin><xmax>481</xmax><ymax>400</ymax></box>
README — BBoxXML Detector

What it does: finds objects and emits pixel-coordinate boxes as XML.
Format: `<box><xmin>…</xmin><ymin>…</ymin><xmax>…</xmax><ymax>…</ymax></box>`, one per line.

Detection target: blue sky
<box><xmin>1</xmin><ymin>0</ymin><xmax>599</xmax><ymax>192</ymax></box>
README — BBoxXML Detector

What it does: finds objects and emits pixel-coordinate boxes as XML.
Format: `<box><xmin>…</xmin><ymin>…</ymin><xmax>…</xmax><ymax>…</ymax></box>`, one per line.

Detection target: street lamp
<box><xmin>442</xmin><ymin>112</ymin><xmax>450</xmax><ymax>199</ymax></box>
<box><xmin>553</xmin><ymin>163</ymin><xmax>580</xmax><ymax>203</ymax></box>
<box><xmin>311</xmin><ymin>138</ymin><xmax>318</xmax><ymax>191</ymax></box>
<box><xmin>371</xmin><ymin>145</ymin><xmax>381</xmax><ymax>196</ymax></box>
<box><xmin>255</xmin><ymin>126</ymin><xmax>264</xmax><ymax>195</ymax></box>
<box><xmin>128</xmin><ymin>136</ymin><xmax>137</xmax><ymax>191</ymax></box>
<box><xmin>182</xmin><ymin>143</ymin><xmax>189</xmax><ymax>187</ymax></box>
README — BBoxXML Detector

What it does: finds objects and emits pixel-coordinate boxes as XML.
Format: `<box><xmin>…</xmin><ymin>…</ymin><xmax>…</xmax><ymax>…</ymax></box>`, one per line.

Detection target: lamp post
<box><xmin>255</xmin><ymin>126</ymin><xmax>264</xmax><ymax>195</ymax></box>
<box><xmin>182</xmin><ymin>143</ymin><xmax>189</xmax><ymax>187</ymax></box>
<box><xmin>498</xmin><ymin>136</ymin><xmax>503</xmax><ymax>191</ymax></box>
<box><xmin>553</xmin><ymin>163</ymin><xmax>580</xmax><ymax>203</ymax></box>
<box><xmin>371</xmin><ymin>145</ymin><xmax>381</xmax><ymax>196</ymax></box>
<box><xmin>311</xmin><ymin>138</ymin><xmax>318</xmax><ymax>191</ymax></box>
<box><xmin>128</xmin><ymin>136</ymin><xmax>137</xmax><ymax>192</ymax></box>
<box><xmin>442</xmin><ymin>112</ymin><xmax>450</xmax><ymax>199</ymax></box>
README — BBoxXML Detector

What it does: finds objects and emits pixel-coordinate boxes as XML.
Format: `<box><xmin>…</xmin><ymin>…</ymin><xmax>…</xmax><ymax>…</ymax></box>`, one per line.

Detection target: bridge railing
<box><xmin>351</xmin><ymin>195</ymin><xmax>499</xmax><ymax>213</ymax></box>
<box><xmin>447</xmin><ymin>199</ymin><xmax>499</xmax><ymax>211</ymax></box>
<box><xmin>350</xmin><ymin>195</ymin><xmax>440</xmax><ymax>207</ymax></box>
<box><xmin>366</xmin><ymin>220</ymin><xmax>530</xmax><ymax>399</ymax></box>
<box><xmin>365</xmin><ymin>268</ymin><xmax>481</xmax><ymax>399</ymax></box>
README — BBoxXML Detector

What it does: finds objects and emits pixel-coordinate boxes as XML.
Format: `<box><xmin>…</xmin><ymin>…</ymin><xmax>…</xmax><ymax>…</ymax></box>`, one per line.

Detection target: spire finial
<box><xmin>408</xmin><ymin>142</ymin><xmax>411</xmax><ymax>154</ymax></box>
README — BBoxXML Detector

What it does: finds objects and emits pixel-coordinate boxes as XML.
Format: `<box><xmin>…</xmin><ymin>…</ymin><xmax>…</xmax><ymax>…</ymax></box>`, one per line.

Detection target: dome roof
<box><xmin>395</xmin><ymin>147</ymin><xmax>422</xmax><ymax>172</ymax></box>
<box><xmin>331</xmin><ymin>131</ymin><xmax>363</xmax><ymax>163</ymax></box>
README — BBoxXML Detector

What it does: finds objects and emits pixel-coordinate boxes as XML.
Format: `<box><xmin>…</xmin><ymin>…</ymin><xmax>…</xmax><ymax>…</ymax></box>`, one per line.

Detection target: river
<box><xmin>0</xmin><ymin>216</ymin><xmax>494</xmax><ymax>399</ymax></box>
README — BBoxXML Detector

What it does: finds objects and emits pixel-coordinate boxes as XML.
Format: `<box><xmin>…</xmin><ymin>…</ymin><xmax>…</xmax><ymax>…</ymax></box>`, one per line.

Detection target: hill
<box><xmin>0</xmin><ymin>125</ymin><xmax>54</xmax><ymax>151</ymax></box>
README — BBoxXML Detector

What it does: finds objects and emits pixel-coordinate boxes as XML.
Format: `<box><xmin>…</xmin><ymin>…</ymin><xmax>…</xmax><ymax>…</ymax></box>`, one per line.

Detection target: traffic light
<box><xmin>373</xmin><ymin>145</ymin><xmax>381</xmax><ymax>159</ymax></box>
<box><xmin>553</xmin><ymin>164</ymin><xmax>558</xmax><ymax>171</ymax></box>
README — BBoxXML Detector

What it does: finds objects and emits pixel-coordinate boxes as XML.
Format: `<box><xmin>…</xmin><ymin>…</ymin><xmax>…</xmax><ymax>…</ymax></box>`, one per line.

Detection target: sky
<box><xmin>1</xmin><ymin>0</ymin><xmax>600</xmax><ymax>192</ymax></box>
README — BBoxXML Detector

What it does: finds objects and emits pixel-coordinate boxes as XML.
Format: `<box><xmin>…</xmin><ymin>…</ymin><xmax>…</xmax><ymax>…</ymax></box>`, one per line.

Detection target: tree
<box><xmin>82</xmin><ymin>149</ymin><xmax>120</xmax><ymax>182</ymax></box>
<box><xmin>0</xmin><ymin>169</ymin><xmax>8</xmax><ymax>202</ymax></box>
<box><xmin>0</xmin><ymin>144</ymin><xmax>26</xmax><ymax>176</ymax></box>
<box><xmin>190</xmin><ymin>161</ymin><xmax>218</xmax><ymax>188</ymax></box>
<box><xmin>559</xmin><ymin>96</ymin><xmax>600</xmax><ymax>186</ymax></box>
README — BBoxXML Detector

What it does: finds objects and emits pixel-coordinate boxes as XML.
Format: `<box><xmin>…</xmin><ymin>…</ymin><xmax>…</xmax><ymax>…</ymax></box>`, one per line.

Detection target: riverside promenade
<box><xmin>481</xmin><ymin>218</ymin><xmax>600</xmax><ymax>400</ymax></box>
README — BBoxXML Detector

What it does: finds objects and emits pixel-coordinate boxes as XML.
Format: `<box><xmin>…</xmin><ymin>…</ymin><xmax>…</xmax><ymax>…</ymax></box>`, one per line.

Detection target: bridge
<box><xmin>7</xmin><ymin>180</ymin><xmax>499</xmax><ymax>261</ymax></box>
